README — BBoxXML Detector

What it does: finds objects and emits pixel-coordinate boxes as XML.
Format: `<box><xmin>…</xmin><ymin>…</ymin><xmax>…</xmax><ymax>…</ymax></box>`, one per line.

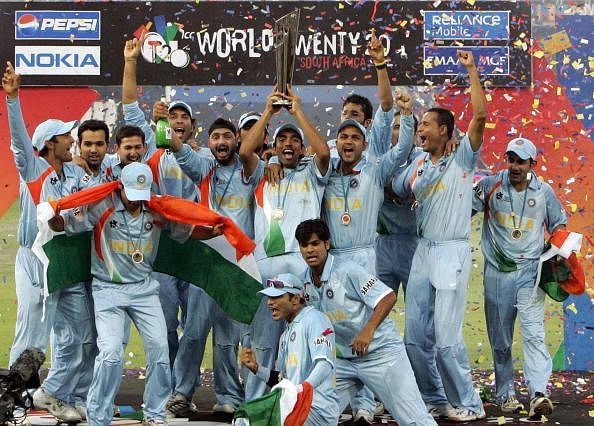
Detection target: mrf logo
<box><xmin>15</xmin><ymin>11</ymin><xmax>101</xmax><ymax>40</ymax></box>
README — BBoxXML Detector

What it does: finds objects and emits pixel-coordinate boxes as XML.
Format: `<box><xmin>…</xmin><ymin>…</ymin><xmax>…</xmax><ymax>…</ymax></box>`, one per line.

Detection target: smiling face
<box><xmin>116</xmin><ymin>135</ymin><xmax>146</xmax><ymax>166</ymax></box>
<box><xmin>209</xmin><ymin>128</ymin><xmax>237</xmax><ymax>165</ymax></box>
<box><xmin>79</xmin><ymin>129</ymin><xmax>108</xmax><ymax>170</ymax></box>
<box><xmin>275</xmin><ymin>129</ymin><xmax>303</xmax><ymax>168</ymax></box>
<box><xmin>168</xmin><ymin>107</ymin><xmax>194</xmax><ymax>143</ymax></box>
<box><xmin>336</xmin><ymin>125</ymin><xmax>367</xmax><ymax>167</ymax></box>
<box><xmin>506</xmin><ymin>151</ymin><xmax>533</xmax><ymax>187</ymax></box>
<box><xmin>267</xmin><ymin>293</ymin><xmax>301</xmax><ymax>322</ymax></box>
<box><xmin>417</xmin><ymin>111</ymin><xmax>447</xmax><ymax>155</ymax></box>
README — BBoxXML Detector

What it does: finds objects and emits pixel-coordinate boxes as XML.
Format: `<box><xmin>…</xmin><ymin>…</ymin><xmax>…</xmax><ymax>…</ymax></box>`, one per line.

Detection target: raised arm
<box><xmin>122</xmin><ymin>37</ymin><xmax>143</xmax><ymax>105</ymax></box>
<box><xmin>458</xmin><ymin>50</ymin><xmax>487</xmax><ymax>152</ymax></box>
<box><xmin>239</xmin><ymin>90</ymin><xmax>279</xmax><ymax>177</ymax></box>
<box><xmin>285</xmin><ymin>86</ymin><xmax>330</xmax><ymax>174</ymax></box>
<box><xmin>367</xmin><ymin>29</ymin><xmax>392</xmax><ymax>112</ymax></box>
<box><xmin>3</xmin><ymin>61</ymin><xmax>36</xmax><ymax>178</ymax></box>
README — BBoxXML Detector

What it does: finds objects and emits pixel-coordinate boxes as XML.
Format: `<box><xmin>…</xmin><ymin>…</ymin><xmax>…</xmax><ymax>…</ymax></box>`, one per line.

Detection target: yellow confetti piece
<box><xmin>240</xmin><ymin>92</ymin><xmax>247</xmax><ymax>98</ymax></box>
<box><xmin>513</xmin><ymin>40</ymin><xmax>524</xmax><ymax>48</ymax></box>
<box><xmin>497</xmin><ymin>416</ymin><xmax>506</xmax><ymax>425</ymax></box>
<box><xmin>589</xmin><ymin>409</ymin><xmax>594</xmax><ymax>417</ymax></box>
<box><xmin>542</xmin><ymin>415</ymin><xmax>548</xmax><ymax>422</ymax></box>
<box><xmin>572</xmin><ymin>59</ymin><xmax>584</xmax><ymax>70</ymax></box>
<box><xmin>555</xmin><ymin>381</ymin><xmax>564</xmax><ymax>388</ymax></box>
<box><xmin>423</xmin><ymin>60</ymin><xmax>433</xmax><ymax>68</ymax></box>
<box><xmin>338</xmin><ymin>2</ymin><xmax>344</xmax><ymax>9</ymax></box>
<box><xmin>488</xmin><ymin>373</ymin><xmax>496</xmax><ymax>381</ymax></box>
<box><xmin>467</xmin><ymin>0</ymin><xmax>476</xmax><ymax>5</ymax></box>
<box><xmin>567</xmin><ymin>302</ymin><xmax>578</xmax><ymax>313</ymax></box>
<box><xmin>533</xmin><ymin>50</ymin><xmax>545</xmax><ymax>58</ymax></box>
<box><xmin>138</xmin><ymin>373</ymin><xmax>146</xmax><ymax>379</ymax></box>
<box><xmin>400</xmin><ymin>20</ymin><xmax>408</xmax><ymax>27</ymax></box>
<box><xmin>519</xmin><ymin>32</ymin><xmax>526</xmax><ymax>39</ymax></box>
<box><xmin>577</xmin><ymin>113</ymin><xmax>584</xmax><ymax>119</ymax></box>
<box><xmin>533</xmin><ymin>99</ymin><xmax>539</xmax><ymax>108</ymax></box>
<box><xmin>563</xmin><ymin>54</ymin><xmax>571</xmax><ymax>64</ymax></box>
<box><xmin>557</xmin><ymin>87</ymin><xmax>562</xmax><ymax>96</ymax></box>
<box><xmin>563</xmin><ymin>156</ymin><xmax>569</xmax><ymax>162</ymax></box>
<box><xmin>569</xmin><ymin>204</ymin><xmax>578</xmax><ymax>213</ymax></box>
<box><xmin>485</xmin><ymin>94</ymin><xmax>492</xmax><ymax>102</ymax></box>
<box><xmin>542</xmin><ymin>30</ymin><xmax>572</xmax><ymax>56</ymax></box>
<box><xmin>485</xmin><ymin>122</ymin><xmax>496</xmax><ymax>129</ymax></box>
<box><xmin>554</xmin><ymin>141</ymin><xmax>560</xmax><ymax>150</ymax></box>
<box><xmin>197</xmin><ymin>126</ymin><xmax>203</xmax><ymax>133</ymax></box>
<box><xmin>198</xmin><ymin>88</ymin><xmax>205</xmax><ymax>93</ymax></box>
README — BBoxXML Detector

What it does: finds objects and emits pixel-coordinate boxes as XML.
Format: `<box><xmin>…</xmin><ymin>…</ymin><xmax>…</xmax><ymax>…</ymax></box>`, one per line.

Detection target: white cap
<box><xmin>121</xmin><ymin>162</ymin><xmax>153</xmax><ymax>201</ymax></box>
<box><xmin>259</xmin><ymin>273</ymin><xmax>304</xmax><ymax>297</ymax></box>
<box><xmin>506</xmin><ymin>137</ymin><xmax>537</xmax><ymax>160</ymax></box>
<box><xmin>168</xmin><ymin>101</ymin><xmax>193</xmax><ymax>119</ymax></box>
<box><xmin>32</xmin><ymin>119</ymin><xmax>78</xmax><ymax>151</ymax></box>
<box><xmin>272</xmin><ymin>123</ymin><xmax>304</xmax><ymax>146</ymax></box>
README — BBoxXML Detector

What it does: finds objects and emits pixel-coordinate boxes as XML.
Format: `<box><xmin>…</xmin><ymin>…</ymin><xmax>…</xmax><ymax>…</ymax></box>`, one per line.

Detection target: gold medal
<box><xmin>132</xmin><ymin>250</ymin><xmax>144</xmax><ymax>264</ymax></box>
<box><xmin>511</xmin><ymin>229</ymin><xmax>522</xmax><ymax>240</ymax></box>
<box><xmin>271</xmin><ymin>208</ymin><xmax>284</xmax><ymax>220</ymax></box>
<box><xmin>341</xmin><ymin>212</ymin><xmax>351</xmax><ymax>226</ymax></box>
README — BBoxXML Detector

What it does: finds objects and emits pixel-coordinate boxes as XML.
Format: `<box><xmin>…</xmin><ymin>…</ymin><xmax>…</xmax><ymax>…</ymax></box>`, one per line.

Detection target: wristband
<box><xmin>375</xmin><ymin>62</ymin><xmax>387</xmax><ymax>70</ymax></box>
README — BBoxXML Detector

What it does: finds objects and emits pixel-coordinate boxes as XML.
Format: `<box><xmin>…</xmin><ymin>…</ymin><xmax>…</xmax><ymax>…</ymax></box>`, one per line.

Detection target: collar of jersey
<box><xmin>333</xmin><ymin>157</ymin><xmax>364</xmax><ymax>175</ymax></box>
<box><xmin>292</xmin><ymin>305</ymin><xmax>313</xmax><ymax>323</ymax></box>
<box><xmin>305</xmin><ymin>253</ymin><xmax>334</xmax><ymax>288</ymax></box>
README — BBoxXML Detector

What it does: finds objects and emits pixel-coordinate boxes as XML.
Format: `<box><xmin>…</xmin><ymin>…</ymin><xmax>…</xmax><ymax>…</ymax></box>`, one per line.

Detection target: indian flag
<box><xmin>233</xmin><ymin>380</ymin><xmax>313</xmax><ymax>426</ymax></box>
<box><xmin>32</xmin><ymin>181</ymin><xmax>263</xmax><ymax>324</ymax></box>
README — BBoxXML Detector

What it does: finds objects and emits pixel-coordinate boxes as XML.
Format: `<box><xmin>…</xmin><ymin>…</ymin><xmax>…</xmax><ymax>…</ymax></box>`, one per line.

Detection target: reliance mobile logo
<box><xmin>15</xmin><ymin>46</ymin><xmax>100</xmax><ymax>75</ymax></box>
<box><xmin>15</xmin><ymin>11</ymin><xmax>101</xmax><ymax>40</ymax></box>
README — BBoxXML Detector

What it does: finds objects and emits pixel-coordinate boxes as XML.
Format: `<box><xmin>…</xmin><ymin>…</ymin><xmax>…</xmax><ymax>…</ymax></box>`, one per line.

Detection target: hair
<box><xmin>209</xmin><ymin>118</ymin><xmax>237</xmax><ymax>136</ymax></box>
<box><xmin>394</xmin><ymin>111</ymin><xmax>419</xmax><ymax>133</ymax></box>
<box><xmin>426</xmin><ymin>107</ymin><xmax>455</xmax><ymax>139</ymax></box>
<box><xmin>115</xmin><ymin>125</ymin><xmax>145</xmax><ymax>146</ymax></box>
<box><xmin>295</xmin><ymin>219</ymin><xmax>330</xmax><ymax>245</ymax></box>
<box><xmin>343</xmin><ymin>94</ymin><xmax>373</xmax><ymax>121</ymax></box>
<box><xmin>77</xmin><ymin>119</ymin><xmax>109</xmax><ymax>143</ymax></box>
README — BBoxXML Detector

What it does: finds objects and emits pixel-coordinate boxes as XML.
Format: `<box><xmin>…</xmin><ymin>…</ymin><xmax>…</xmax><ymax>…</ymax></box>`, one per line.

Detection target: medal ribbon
<box><xmin>212</xmin><ymin>159</ymin><xmax>238</xmax><ymax>212</ymax></box>
<box><xmin>121</xmin><ymin>209</ymin><xmax>145</xmax><ymax>258</ymax></box>
<box><xmin>276</xmin><ymin>168</ymin><xmax>297</xmax><ymax>212</ymax></box>
<box><xmin>506</xmin><ymin>176</ymin><xmax>528</xmax><ymax>233</ymax></box>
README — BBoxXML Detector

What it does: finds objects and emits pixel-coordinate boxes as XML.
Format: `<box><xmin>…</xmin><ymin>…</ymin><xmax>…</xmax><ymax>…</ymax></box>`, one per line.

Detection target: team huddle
<box><xmin>3</xmin><ymin>32</ymin><xmax>567</xmax><ymax>426</ymax></box>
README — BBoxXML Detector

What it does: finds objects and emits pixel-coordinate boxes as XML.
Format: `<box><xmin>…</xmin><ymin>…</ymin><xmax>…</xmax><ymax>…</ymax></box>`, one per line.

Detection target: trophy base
<box><xmin>272</xmin><ymin>99</ymin><xmax>292</xmax><ymax>108</ymax></box>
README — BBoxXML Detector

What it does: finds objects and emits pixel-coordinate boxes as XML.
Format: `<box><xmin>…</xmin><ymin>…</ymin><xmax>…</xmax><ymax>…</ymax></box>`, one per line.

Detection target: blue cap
<box><xmin>32</xmin><ymin>119</ymin><xmax>78</xmax><ymax>151</ymax></box>
<box><xmin>272</xmin><ymin>123</ymin><xmax>304</xmax><ymax>146</ymax></box>
<box><xmin>337</xmin><ymin>119</ymin><xmax>366</xmax><ymax>140</ymax></box>
<box><xmin>168</xmin><ymin>101</ymin><xmax>193</xmax><ymax>119</ymax></box>
<box><xmin>238</xmin><ymin>111</ymin><xmax>262</xmax><ymax>130</ymax></box>
<box><xmin>121</xmin><ymin>163</ymin><xmax>153</xmax><ymax>201</ymax></box>
<box><xmin>259</xmin><ymin>273</ymin><xmax>304</xmax><ymax>297</ymax></box>
<box><xmin>506</xmin><ymin>137</ymin><xmax>537</xmax><ymax>160</ymax></box>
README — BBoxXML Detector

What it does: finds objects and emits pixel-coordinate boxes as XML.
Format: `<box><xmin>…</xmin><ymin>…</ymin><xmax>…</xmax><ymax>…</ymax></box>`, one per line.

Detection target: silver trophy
<box><xmin>273</xmin><ymin>9</ymin><xmax>300</xmax><ymax>107</ymax></box>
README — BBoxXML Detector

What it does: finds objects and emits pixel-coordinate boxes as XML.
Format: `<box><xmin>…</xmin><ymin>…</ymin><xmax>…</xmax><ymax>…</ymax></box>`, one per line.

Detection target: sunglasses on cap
<box><xmin>266</xmin><ymin>279</ymin><xmax>290</xmax><ymax>289</ymax></box>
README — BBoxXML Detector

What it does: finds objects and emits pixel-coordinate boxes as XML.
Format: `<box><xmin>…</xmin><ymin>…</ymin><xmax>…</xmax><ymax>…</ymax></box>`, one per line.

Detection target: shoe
<box><xmin>353</xmin><ymin>408</ymin><xmax>374</xmax><ymax>424</ymax></box>
<box><xmin>165</xmin><ymin>393</ymin><xmax>198</xmax><ymax>418</ymax></box>
<box><xmin>374</xmin><ymin>401</ymin><xmax>385</xmax><ymax>416</ymax></box>
<box><xmin>500</xmin><ymin>395</ymin><xmax>524</xmax><ymax>413</ymax></box>
<box><xmin>529</xmin><ymin>392</ymin><xmax>553</xmax><ymax>420</ymax></box>
<box><xmin>426</xmin><ymin>403</ymin><xmax>456</xmax><ymax>418</ymax></box>
<box><xmin>32</xmin><ymin>388</ymin><xmax>82</xmax><ymax>423</ymax></box>
<box><xmin>8</xmin><ymin>407</ymin><xmax>31</xmax><ymax>426</ymax></box>
<box><xmin>448</xmin><ymin>405</ymin><xmax>487</xmax><ymax>422</ymax></box>
<box><xmin>142</xmin><ymin>420</ymin><xmax>168</xmax><ymax>426</ymax></box>
<box><xmin>75</xmin><ymin>404</ymin><xmax>87</xmax><ymax>420</ymax></box>
<box><xmin>113</xmin><ymin>405</ymin><xmax>121</xmax><ymax>417</ymax></box>
<box><xmin>212</xmin><ymin>403</ymin><xmax>236</xmax><ymax>414</ymax></box>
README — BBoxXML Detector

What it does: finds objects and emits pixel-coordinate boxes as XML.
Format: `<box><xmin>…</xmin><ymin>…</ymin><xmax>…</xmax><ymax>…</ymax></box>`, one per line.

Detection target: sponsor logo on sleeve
<box><xmin>313</xmin><ymin>336</ymin><xmax>332</xmax><ymax>348</ymax></box>
<box><xmin>360</xmin><ymin>277</ymin><xmax>377</xmax><ymax>296</ymax></box>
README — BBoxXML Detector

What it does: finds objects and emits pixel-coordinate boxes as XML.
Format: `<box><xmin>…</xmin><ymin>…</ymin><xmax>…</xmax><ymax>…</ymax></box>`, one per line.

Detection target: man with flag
<box><xmin>238</xmin><ymin>273</ymin><xmax>339</xmax><ymax>425</ymax></box>
<box><xmin>238</xmin><ymin>86</ymin><xmax>330</xmax><ymax>401</ymax></box>
<box><xmin>472</xmin><ymin>137</ymin><xmax>567</xmax><ymax>419</ymax></box>
<box><xmin>168</xmin><ymin>110</ymin><xmax>266</xmax><ymax>414</ymax></box>
<box><xmin>44</xmin><ymin>162</ymin><xmax>232</xmax><ymax>425</ymax></box>
<box><xmin>296</xmin><ymin>219</ymin><xmax>436</xmax><ymax>425</ymax></box>
<box><xmin>3</xmin><ymin>60</ymin><xmax>90</xmax><ymax>422</ymax></box>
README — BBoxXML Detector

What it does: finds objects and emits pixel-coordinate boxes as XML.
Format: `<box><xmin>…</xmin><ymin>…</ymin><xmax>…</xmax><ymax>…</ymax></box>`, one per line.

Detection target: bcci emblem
<box><xmin>290</xmin><ymin>331</ymin><xmax>296</xmax><ymax>342</ymax></box>
<box><xmin>528</xmin><ymin>198</ymin><xmax>536</xmax><ymax>207</ymax></box>
<box><xmin>325</xmin><ymin>288</ymin><xmax>334</xmax><ymax>299</ymax></box>
<box><xmin>349</xmin><ymin>178</ymin><xmax>359</xmax><ymax>189</ymax></box>
<box><xmin>144</xmin><ymin>222</ymin><xmax>153</xmax><ymax>231</ymax></box>
<box><xmin>137</xmin><ymin>175</ymin><xmax>146</xmax><ymax>184</ymax></box>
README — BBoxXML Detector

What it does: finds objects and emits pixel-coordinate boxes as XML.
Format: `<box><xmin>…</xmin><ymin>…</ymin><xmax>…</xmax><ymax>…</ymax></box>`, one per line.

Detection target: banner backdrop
<box><xmin>4</xmin><ymin>1</ymin><xmax>531</xmax><ymax>86</ymax></box>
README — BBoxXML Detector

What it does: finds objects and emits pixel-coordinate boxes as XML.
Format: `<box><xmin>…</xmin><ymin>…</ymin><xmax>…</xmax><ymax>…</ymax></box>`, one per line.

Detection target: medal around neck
<box><xmin>272</xmin><ymin>208</ymin><xmax>284</xmax><ymax>220</ymax></box>
<box><xmin>341</xmin><ymin>211</ymin><xmax>351</xmax><ymax>226</ymax></box>
<box><xmin>132</xmin><ymin>250</ymin><xmax>144</xmax><ymax>264</ymax></box>
<box><xmin>511</xmin><ymin>229</ymin><xmax>523</xmax><ymax>240</ymax></box>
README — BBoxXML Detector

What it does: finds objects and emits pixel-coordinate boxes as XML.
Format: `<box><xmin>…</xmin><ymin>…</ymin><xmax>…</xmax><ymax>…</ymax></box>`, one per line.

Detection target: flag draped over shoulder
<box><xmin>33</xmin><ymin>181</ymin><xmax>262</xmax><ymax>324</ymax></box>
<box><xmin>535</xmin><ymin>229</ymin><xmax>586</xmax><ymax>302</ymax></box>
<box><xmin>233</xmin><ymin>380</ymin><xmax>313</xmax><ymax>426</ymax></box>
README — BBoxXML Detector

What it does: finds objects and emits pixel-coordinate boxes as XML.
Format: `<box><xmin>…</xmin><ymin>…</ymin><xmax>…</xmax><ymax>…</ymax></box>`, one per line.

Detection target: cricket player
<box><xmin>473</xmin><ymin>137</ymin><xmax>566</xmax><ymax>419</ymax></box>
<box><xmin>240</xmin><ymin>273</ymin><xmax>339</xmax><ymax>425</ymax></box>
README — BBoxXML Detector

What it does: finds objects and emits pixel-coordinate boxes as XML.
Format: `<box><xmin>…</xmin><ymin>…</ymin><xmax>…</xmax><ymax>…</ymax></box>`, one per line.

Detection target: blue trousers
<box><xmin>375</xmin><ymin>233</ymin><xmax>418</xmax><ymax>296</ymax></box>
<box><xmin>484</xmin><ymin>262</ymin><xmax>551</xmax><ymax>401</ymax></box>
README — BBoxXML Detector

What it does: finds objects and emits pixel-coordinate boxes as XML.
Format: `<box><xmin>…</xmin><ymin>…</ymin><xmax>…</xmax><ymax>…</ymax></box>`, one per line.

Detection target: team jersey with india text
<box><xmin>473</xmin><ymin>170</ymin><xmax>567</xmax><ymax>272</ymax></box>
<box><xmin>322</xmin><ymin>114</ymin><xmax>414</xmax><ymax>249</ymax></box>
<box><xmin>175</xmin><ymin>145</ymin><xmax>264</xmax><ymax>238</ymax></box>
<box><xmin>123</xmin><ymin>101</ymin><xmax>199</xmax><ymax>201</ymax></box>
<box><xmin>64</xmin><ymin>193</ymin><xmax>191</xmax><ymax>284</ymax></box>
<box><xmin>392</xmin><ymin>135</ymin><xmax>479</xmax><ymax>242</ymax></box>
<box><xmin>327</xmin><ymin>107</ymin><xmax>394</xmax><ymax>160</ymax></box>
<box><xmin>6</xmin><ymin>96</ymin><xmax>86</xmax><ymax>248</ymax></box>
<box><xmin>277</xmin><ymin>305</ymin><xmax>339</xmax><ymax>423</ymax></box>
<box><xmin>253</xmin><ymin>157</ymin><xmax>328</xmax><ymax>261</ymax></box>
<box><xmin>302</xmin><ymin>254</ymin><xmax>398</xmax><ymax>359</ymax></box>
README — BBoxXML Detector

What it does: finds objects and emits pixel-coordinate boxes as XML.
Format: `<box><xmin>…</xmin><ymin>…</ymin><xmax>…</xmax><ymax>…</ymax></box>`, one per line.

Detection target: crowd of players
<box><xmin>2</xmin><ymin>31</ymin><xmax>566</xmax><ymax>426</ymax></box>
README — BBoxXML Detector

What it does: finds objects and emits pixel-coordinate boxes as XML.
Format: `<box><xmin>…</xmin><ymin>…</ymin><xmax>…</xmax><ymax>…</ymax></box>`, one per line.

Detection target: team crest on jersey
<box><xmin>325</xmin><ymin>288</ymin><xmax>334</xmax><ymax>299</ymax></box>
<box><xmin>439</xmin><ymin>164</ymin><xmax>446</xmax><ymax>172</ymax></box>
<box><xmin>144</xmin><ymin>222</ymin><xmax>153</xmax><ymax>231</ymax></box>
<box><xmin>290</xmin><ymin>331</ymin><xmax>296</xmax><ymax>342</ymax></box>
<box><xmin>528</xmin><ymin>198</ymin><xmax>536</xmax><ymax>207</ymax></box>
<box><xmin>349</xmin><ymin>178</ymin><xmax>359</xmax><ymax>189</ymax></box>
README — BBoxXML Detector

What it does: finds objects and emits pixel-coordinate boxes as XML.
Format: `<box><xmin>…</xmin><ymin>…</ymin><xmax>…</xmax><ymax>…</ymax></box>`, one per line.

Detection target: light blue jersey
<box><xmin>328</xmin><ymin>107</ymin><xmax>394</xmax><ymax>160</ymax></box>
<box><xmin>253</xmin><ymin>157</ymin><xmax>328</xmax><ymax>260</ymax></box>
<box><xmin>323</xmin><ymin>114</ymin><xmax>414</xmax><ymax>249</ymax></box>
<box><xmin>64</xmin><ymin>194</ymin><xmax>190</xmax><ymax>284</ymax></box>
<box><xmin>392</xmin><ymin>135</ymin><xmax>479</xmax><ymax>241</ymax></box>
<box><xmin>473</xmin><ymin>170</ymin><xmax>567</xmax><ymax>271</ymax></box>
<box><xmin>174</xmin><ymin>145</ymin><xmax>264</xmax><ymax>238</ymax></box>
<box><xmin>277</xmin><ymin>306</ymin><xmax>339</xmax><ymax>424</ymax></box>
<box><xmin>302</xmin><ymin>254</ymin><xmax>398</xmax><ymax>359</ymax></box>
<box><xmin>6</xmin><ymin>96</ymin><xmax>85</xmax><ymax>248</ymax></box>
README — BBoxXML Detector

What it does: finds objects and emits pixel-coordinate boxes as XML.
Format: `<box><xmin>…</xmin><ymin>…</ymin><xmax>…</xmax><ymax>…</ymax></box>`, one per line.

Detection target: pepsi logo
<box><xmin>16</xmin><ymin>14</ymin><xmax>39</xmax><ymax>36</ymax></box>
